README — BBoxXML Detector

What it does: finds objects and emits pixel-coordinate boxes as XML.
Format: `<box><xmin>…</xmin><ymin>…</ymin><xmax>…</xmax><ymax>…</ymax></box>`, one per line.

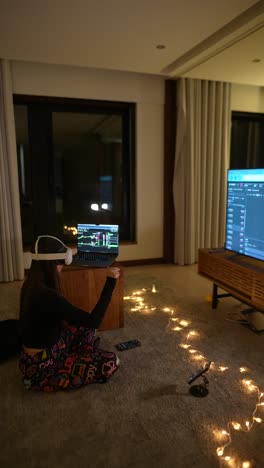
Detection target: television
<box><xmin>225</xmin><ymin>168</ymin><xmax>264</xmax><ymax>261</ymax></box>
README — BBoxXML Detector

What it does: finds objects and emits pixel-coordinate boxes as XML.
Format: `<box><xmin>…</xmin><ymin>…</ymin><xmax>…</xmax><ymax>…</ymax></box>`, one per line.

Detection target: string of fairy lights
<box><xmin>124</xmin><ymin>284</ymin><xmax>264</xmax><ymax>468</ymax></box>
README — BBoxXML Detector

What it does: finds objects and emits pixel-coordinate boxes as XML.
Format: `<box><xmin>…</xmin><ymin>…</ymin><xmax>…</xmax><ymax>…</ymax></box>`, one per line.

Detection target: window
<box><xmin>230</xmin><ymin>111</ymin><xmax>264</xmax><ymax>169</ymax></box>
<box><xmin>14</xmin><ymin>96</ymin><xmax>136</xmax><ymax>246</ymax></box>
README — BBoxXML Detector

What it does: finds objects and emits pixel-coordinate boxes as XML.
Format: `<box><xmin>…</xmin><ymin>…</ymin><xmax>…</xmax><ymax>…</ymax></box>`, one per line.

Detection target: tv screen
<box><xmin>225</xmin><ymin>168</ymin><xmax>264</xmax><ymax>261</ymax></box>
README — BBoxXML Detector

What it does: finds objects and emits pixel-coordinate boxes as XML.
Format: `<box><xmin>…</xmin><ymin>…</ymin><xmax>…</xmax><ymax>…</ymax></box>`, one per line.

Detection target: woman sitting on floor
<box><xmin>19</xmin><ymin>235</ymin><xmax>120</xmax><ymax>392</ymax></box>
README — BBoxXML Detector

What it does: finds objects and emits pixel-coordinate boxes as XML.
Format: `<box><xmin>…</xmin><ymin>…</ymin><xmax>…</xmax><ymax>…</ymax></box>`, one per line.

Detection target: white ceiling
<box><xmin>0</xmin><ymin>0</ymin><xmax>264</xmax><ymax>86</ymax></box>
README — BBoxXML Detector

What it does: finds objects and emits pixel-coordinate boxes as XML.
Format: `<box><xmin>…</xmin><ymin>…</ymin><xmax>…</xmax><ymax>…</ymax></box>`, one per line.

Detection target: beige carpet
<box><xmin>0</xmin><ymin>264</ymin><xmax>263</xmax><ymax>468</ymax></box>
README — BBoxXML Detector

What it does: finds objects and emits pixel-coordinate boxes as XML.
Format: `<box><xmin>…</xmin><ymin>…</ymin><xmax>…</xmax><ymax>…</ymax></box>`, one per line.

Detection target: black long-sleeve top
<box><xmin>19</xmin><ymin>277</ymin><xmax>116</xmax><ymax>348</ymax></box>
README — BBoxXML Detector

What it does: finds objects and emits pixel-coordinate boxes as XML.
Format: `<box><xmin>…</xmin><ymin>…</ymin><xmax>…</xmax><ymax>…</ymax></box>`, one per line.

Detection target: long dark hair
<box><xmin>20</xmin><ymin>236</ymin><xmax>66</xmax><ymax>315</ymax></box>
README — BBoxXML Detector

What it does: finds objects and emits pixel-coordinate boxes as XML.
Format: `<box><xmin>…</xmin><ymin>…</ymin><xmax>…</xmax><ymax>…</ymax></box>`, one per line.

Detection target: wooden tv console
<box><xmin>198</xmin><ymin>248</ymin><xmax>264</xmax><ymax>311</ymax></box>
<box><xmin>61</xmin><ymin>266</ymin><xmax>124</xmax><ymax>331</ymax></box>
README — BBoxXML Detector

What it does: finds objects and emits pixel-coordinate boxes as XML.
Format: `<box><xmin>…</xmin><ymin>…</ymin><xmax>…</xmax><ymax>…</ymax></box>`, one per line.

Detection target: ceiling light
<box><xmin>252</xmin><ymin>58</ymin><xmax>261</xmax><ymax>63</ymax></box>
<box><xmin>156</xmin><ymin>44</ymin><xmax>166</xmax><ymax>50</ymax></box>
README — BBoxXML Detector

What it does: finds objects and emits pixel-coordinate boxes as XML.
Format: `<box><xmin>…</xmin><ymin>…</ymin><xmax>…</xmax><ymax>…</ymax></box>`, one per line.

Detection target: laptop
<box><xmin>71</xmin><ymin>223</ymin><xmax>119</xmax><ymax>268</ymax></box>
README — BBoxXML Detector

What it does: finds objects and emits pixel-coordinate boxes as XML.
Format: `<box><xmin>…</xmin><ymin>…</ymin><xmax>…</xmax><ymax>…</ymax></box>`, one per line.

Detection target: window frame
<box><xmin>13</xmin><ymin>94</ymin><xmax>136</xmax><ymax>247</ymax></box>
<box><xmin>230</xmin><ymin>110</ymin><xmax>264</xmax><ymax>170</ymax></box>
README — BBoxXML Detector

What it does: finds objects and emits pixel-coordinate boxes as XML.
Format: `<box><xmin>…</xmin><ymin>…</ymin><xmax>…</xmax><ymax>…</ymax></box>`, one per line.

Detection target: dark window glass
<box><xmin>14</xmin><ymin>97</ymin><xmax>135</xmax><ymax>246</ymax></box>
<box><xmin>14</xmin><ymin>105</ymin><xmax>35</xmax><ymax>243</ymax></box>
<box><xmin>230</xmin><ymin>111</ymin><xmax>264</xmax><ymax>169</ymax></box>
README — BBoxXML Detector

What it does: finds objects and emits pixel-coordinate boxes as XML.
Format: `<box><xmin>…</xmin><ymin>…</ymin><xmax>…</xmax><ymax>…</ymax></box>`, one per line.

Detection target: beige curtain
<box><xmin>0</xmin><ymin>59</ymin><xmax>24</xmax><ymax>281</ymax></box>
<box><xmin>173</xmin><ymin>78</ymin><xmax>231</xmax><ymax>265</ymax></box>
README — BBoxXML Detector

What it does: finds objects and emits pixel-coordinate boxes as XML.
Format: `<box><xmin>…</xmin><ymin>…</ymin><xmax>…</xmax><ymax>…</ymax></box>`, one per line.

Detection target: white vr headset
<box><xmin>31</xmin><ymin>235</ymin><xmax>73</xmax><ymax>265</ymax></box>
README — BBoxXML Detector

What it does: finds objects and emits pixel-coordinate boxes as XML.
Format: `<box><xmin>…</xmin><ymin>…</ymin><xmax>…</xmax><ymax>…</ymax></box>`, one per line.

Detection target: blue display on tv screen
<box><xmin>225</xmin><ymin>168</ymin><xmax>264</xmax><ymax>261</ymax></box>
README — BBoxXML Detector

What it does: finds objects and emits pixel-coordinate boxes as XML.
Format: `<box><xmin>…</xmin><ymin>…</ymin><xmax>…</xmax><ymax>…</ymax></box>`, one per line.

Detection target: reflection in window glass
<box><xmin>14</xmin><ymin>97</ymin><xmax>135</xmax><ymax>246</ymax></box>
<box><xmin>14</xmin><ymin>105</ymin><xmax>34</xmax><ymax>244</ymax></box>
<box><xmin>52</xmin><ymin>112</ymin><xmax>122</xmax><ymax>242</ymax></box>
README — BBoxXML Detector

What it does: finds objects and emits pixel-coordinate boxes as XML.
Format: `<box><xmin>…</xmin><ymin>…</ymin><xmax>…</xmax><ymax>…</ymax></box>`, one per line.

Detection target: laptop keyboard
<box><xmin>76</xmin><ymin>252</ymin><xmax>112</xmax><ymax>261</ymax></box>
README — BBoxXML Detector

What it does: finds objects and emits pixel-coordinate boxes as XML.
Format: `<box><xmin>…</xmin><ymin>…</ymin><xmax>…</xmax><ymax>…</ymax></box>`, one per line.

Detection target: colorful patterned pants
<box><xmin>19</xmin><ymin>323</ymin><xmax>119</xmax><ymax>392</ymax></box>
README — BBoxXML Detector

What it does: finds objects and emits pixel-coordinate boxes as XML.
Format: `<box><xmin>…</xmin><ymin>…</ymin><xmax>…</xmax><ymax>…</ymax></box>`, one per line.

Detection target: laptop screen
<box><xmin>77</xmin><ymin>224</ymin><xmax>119</xmax><ymax>254</ymax></box>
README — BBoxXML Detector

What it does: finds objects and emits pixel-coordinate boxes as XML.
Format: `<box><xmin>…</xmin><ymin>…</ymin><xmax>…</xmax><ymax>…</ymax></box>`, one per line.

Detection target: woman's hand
<box><xmin>107</xmin><ymin>267</ymin><xmax>120</xmax><ymax>279</ymax></box>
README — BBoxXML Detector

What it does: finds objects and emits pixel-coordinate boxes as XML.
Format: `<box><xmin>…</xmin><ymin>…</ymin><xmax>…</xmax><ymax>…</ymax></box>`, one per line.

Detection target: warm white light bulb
<box><xmin>91</xmin><ymin>203</ymin><xmax>99</xmax><ymax>211</ymax></box>
<box><xmin>232</xmin><ymin>422</ymin><xmax>241</xmax><ymax>430</ymax></box>
<box><xmin>192</xmin><ymin>354</ymin><xmax>205</xmax><ymax>361</ymax></box>
<box><xmin>253</xmin><ymin>417</ymin><xmax>262</xmax><ymax>423</ymax></box>
<box><xmin>216</xmin><ymin>448</ymin><xmax>224</xmax><ymax>456</ymax></box>
<box><xmin>242</xmin><ymin>462</ymin><xmax>252</xmax><ymax>468</ymax></box>
<box><xmin>244</xmin><ymin>380</ymin><xmax>251</xmax><ymax>385</ymax></box>
<box><xmin>179</xmin><ymin>320</ymin><xmax>189</xmax><ymax>327</ymax></box>
<box><xmin>152</xmin><ymin>284</ymin><xmax>157</xmax><ymax>293</ymax></box>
